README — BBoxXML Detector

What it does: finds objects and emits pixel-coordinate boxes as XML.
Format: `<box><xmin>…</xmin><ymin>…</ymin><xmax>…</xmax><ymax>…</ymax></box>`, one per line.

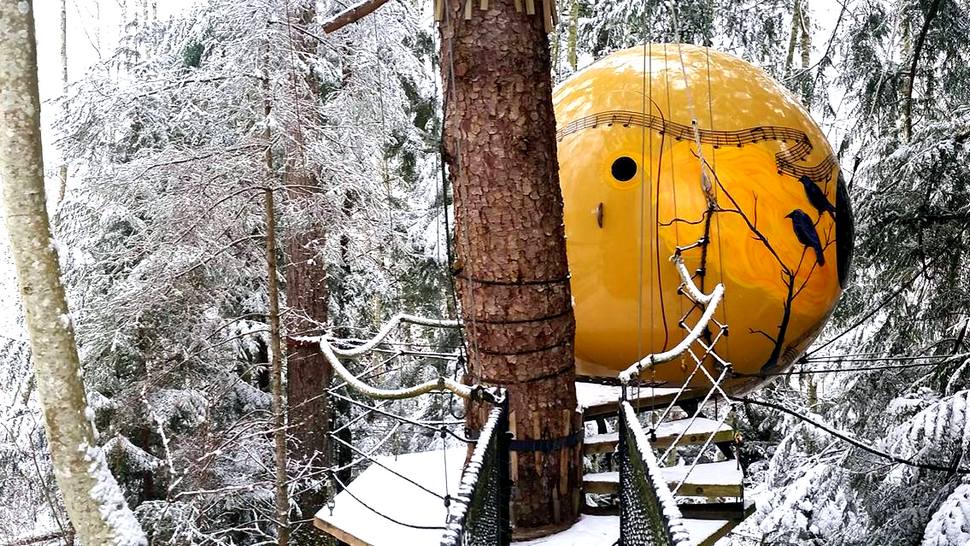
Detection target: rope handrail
<box><xmin>319</xmin><ymin>337</ymin><xmax>473</xmax><ymax>399</ymax></box>
<box><xmin>298</xmin><ymin>312</ymin><xmax>476</xmax><ymax>400</ymax></box>
<box><xmin>619</xmin><ymin>401</ymin><xmax>694</xmax><ymax>546</ymax></box>
<box><xmin>328</xmin><ymin>313</ymin><xmax>459</xmax><ymax>358</ymax></box>
<box><xmin>440</xmin><ymin>403</ymin><xmax>511</xmax><ymax>546</ymax></box>
<box><xmin>619</xmin><ymin>254</ymin><xmax>724</xmax><ymax>384</ymax></box>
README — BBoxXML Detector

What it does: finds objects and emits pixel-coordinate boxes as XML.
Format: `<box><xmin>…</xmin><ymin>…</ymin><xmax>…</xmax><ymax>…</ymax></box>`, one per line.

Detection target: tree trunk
<box><xmin>439</xmin><ymin>0</ymin><xmax>581</xmax><ymax>536</ymax></box>
<box><xmin>281</xmin><ymin>3</ymin><xmax>333</xmax><ymax>543</ymax></box>
<box><xmin>784</xmin><ymin>0</ymin><xmax>799</xmax><ymax>76</ymax></box>
<box><xmin>263</xmin><ymin>46</ymin><xmax>291</xmax><ymax>546</ymax></box>
<box><xmin>799</xmin><ymin>0</ymin><xmax>811</xmax><ymax>103</ymax></box>
<box><xmin>0</xmin><ymin>3</ymin><xmax>145</xmax><ymax>545</ymax></box>
<box><xmin>567</xmin><ymin>0</ymin><xmax>578</xmax><ymax>71</ymax></box>
<box><xmin>901</xmin><ymin>0</ymin><xmax>943</xmax><ymax>141</ymax></box>
<box><xmin>57</xmin><ymin>0</ymin><xmax>68</xmax><ymax>206</ymax></box>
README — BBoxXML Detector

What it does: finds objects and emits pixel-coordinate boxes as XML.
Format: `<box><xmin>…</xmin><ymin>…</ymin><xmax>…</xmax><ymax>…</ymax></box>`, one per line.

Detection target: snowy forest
<box><xmin>0</xmin><ymin>0</ymin><xmax>969</xmax><ymax>545</ymax></box>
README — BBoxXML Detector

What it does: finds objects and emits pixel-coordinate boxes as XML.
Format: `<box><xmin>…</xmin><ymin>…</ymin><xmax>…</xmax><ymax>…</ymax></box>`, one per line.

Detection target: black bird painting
<box><xmin>785</xmin><ymin>209</ymin><xmax>825</xmax><ymax>266</ymax></box>
<box><xmin>798</xmin><ymin>175</ymin><xmax>837</xmax><ymax>219</ymax></box>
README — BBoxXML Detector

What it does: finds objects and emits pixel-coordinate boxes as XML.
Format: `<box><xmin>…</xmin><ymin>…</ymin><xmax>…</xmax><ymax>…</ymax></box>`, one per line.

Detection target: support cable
<box><xmin>730</xmin><ymin>396</ymin><xmax>970</xmax><ymax>475</ymax></box>
<box><xmin>327</xmin><ymin>390</ymin><xmax>473</xmax><ymax>442</ymax></box>
<box><xmin>330</xmin><ymin>473</ymin><xmax>447</xmax><ymax>530</ymax></box>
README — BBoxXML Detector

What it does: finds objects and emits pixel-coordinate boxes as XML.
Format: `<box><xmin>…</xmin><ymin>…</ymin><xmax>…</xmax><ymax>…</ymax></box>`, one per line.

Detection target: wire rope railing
<box><xmin>308</xmin><ymin>312</ymin><xmax>510</xmax><ymax>545</ymax></box>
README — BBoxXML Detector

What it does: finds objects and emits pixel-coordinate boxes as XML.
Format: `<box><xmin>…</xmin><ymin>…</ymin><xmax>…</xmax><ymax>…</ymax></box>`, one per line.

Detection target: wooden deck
<box><xmin>314</xmin><ymin>448</ymin><xmax>749</xmax><ymax>546</ymax></box>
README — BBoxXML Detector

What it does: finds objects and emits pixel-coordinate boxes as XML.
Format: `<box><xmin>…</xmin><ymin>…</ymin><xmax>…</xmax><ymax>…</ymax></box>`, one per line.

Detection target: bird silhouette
<box><xmin>785</xmin><ymin>209</ymin><xmax>825</xmax><ymax>266</ymax></box>
<box><xmin>798</xmin><ymin>175</ymin><xmax>836</xmax><ymax>219</ymax></box>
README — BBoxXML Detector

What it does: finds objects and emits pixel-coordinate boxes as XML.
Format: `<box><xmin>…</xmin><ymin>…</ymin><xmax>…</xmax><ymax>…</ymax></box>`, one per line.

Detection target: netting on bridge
<box><xmin>440</xmin><ymin>403</ymin><xmax>511</xmax><ymax>546</ymax></box>
<box><xmin>618</xmin><ymin>401</ymin><xmax>693</xmax><ymax>546</ymax></box>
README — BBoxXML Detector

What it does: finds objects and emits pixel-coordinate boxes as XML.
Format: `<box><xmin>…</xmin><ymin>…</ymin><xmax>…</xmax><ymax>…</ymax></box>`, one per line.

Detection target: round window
<box><xmin>611</xmin><ymin>156</ymin><xmax>638</xmax><ymax>182</ymax></box>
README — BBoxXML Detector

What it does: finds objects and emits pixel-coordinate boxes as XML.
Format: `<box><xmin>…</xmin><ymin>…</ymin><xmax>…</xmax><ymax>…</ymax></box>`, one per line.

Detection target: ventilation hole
<box><xmin>611</xmin><ymin>156</ymin><xmax>638</xmax><ymax>182</ymax></box>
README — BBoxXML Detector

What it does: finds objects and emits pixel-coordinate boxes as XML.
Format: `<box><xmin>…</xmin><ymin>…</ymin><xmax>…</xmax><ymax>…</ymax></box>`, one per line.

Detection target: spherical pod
<box><xmin>554</xmin><ymin>45</ymin><xmax>853</xmax><ymax>390</ymax></box>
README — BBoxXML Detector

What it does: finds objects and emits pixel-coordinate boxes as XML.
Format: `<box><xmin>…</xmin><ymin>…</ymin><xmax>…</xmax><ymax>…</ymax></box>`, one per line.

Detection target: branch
<box><xmin>731</xmin><ymin>396</ymin><xmax>969</xmax><ymax>475</ymax></box>
<box><xmin>902</xmin><ymin>0</ymin><xmax>944</xmax><ymax>140</ymax></box>
<box><xmin>0</xmin><ymin>532</ymin><xmax>67</xmax><ymax>546</ymax></box>
<box><xmin>322</xmin><ymin>0</ymin><xmax>395</xmax><ymax>34</ymax></box>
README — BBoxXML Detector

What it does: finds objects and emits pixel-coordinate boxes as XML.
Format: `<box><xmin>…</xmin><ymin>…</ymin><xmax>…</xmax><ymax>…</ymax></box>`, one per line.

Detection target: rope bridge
<box><xmin>309</xmin><ymin>313</ymin><xmax>511</xmax><ymax>544</ymax></box>
<box><xmin>440</xmin><ymin>403</ymin><xmax>512</xmax><ymax>546</ymax></box>
<box><xmin>618</xmin><ymin>401</ymin><xmax>692</xmax><ymax>546</ymax></box>
<box><xmin>312</xmin><ymin>242</ymin><xmax>739</xmax><ymax>546</ymax></box>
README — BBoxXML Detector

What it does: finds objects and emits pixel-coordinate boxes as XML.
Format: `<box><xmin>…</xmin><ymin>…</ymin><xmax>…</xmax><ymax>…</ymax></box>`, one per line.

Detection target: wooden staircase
<box><xmin>576</xmin><ymin>380</ymin><xmax>751</xmax><ymax>546</ymax></box>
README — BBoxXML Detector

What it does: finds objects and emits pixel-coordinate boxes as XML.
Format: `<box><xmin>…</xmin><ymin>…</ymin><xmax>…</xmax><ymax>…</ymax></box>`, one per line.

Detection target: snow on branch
<box><xmin>619</xmin><ymin>254</ymin><xmax>724</xmax><ymax>384</ymax></box>
<box><xmin>321</xmin><ymin>0</ymin><xmax>394</xmax><ymax>34</ymax></box>
<box><xmin>327</xmin><ymin>313</ymin><xmax>459</xmax><ymax>358</ymax></box>
<box><xmin>308</xmin><ymin>313</ymin><xmax>470</xmax><ymax>400</ymax></box>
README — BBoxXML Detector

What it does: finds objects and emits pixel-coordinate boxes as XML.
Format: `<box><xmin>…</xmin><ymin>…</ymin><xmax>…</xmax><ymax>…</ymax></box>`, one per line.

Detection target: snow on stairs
<box><xmin>584</xmin><ymin>416</ymin><xmax>736</xmax><ymax>453</ymax></box>
<box><xmin>575</xmin><ymin>379</ymin><xmax>750</xmax><ymax>545</ymax></box>
<box><xmin>576</xmin><ymin>380</ymin><xmax>705</xmax><ymax>420</ymax></box>
<box><xmin>583</xmin><ymin>460</ymin><xmax>743</xmax><ymax>497</ymax></box>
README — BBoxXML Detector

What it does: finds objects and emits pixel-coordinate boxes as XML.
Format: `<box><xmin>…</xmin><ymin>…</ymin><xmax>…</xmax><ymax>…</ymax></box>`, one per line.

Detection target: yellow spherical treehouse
<box><xmin>554</xmin><ymin>45</ymin><xmax>854</xmax><ymax>391</ymax></box>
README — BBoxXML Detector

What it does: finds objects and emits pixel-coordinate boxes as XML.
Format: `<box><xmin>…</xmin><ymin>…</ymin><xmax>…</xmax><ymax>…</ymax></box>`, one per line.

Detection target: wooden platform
<box><xmin>315</xmin><ymin>449</ymin><xmax>747</xmax><ymax>545</ymax></box>
<box><xmin>576</xmin><ymin>381</ymin><xmax>703</xmax><ymax>419</ymax></box>
<box><xmin>314</xmin><ymin>449</ymin><xmax>462</xmax><ymax>546</ymax></box>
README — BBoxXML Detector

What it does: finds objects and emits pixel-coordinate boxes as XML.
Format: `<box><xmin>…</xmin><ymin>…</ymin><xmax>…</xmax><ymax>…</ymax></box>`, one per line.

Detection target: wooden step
<box><xmin>584</xmin><ymin>417</ymin><xmax>735</xmax><ymax>454</ymax></box>
<box><xmin>583</xmin><ymin>460</ymin><xmax>743</xmax><ymax>497</ymax></box>
<box><xmin>685</xmin><ymin>501</ymin><xmax>755</xmax><ymax>545</ymax></box>
<box><xmin>576</xmin><ymin>382</ymin><xmax>704</xmax><ymax>420</ymax></box>
<box><xmin>581</xmin><ymin>499</ymin><xmax>755</xmax><ymax>520</ymax></box>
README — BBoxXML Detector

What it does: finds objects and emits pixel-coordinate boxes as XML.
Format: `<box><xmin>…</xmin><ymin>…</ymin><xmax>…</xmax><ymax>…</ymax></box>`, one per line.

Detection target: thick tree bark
<box><xmin>281</xmin><ymin>2</ymin><xmax>333</xmax><ymax>542</ymax></box>
<box><xmin>0</xmin><ymin>3</ymin><xmax>145</xmax><ymax>545</ymax></box>
<box><xmin>439</xmin><ymin>0</ymin><xmax>581</xmax><ymax>535</ymax></box>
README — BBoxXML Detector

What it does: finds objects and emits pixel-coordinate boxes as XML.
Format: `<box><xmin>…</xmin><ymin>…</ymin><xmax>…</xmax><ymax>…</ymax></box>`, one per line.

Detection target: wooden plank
<box><xmin>583</xmin><ymin>461</ymin><xmax>744</xmax><ymax>498</ymax></box>
<box><xmin>313</xmin><ymin>517</ymin><xmax>375</xmax><ymax>546</ymax></box>
<box><xmin>434</xmin><ymin>0</ymin><xmax>444</xmax><ymax>21</ymax></box>
<box><xmin>525</xmin><ymin>0</ymin><xmax>536</xmax><ymax>15</ymax></box>
<box><xmin>688</xmin><ymin>517</ymin><xmax>747</xmax><ymax>546</ymax></box>
<box><xmin>463</xmin><ymin>0</ymin><xmax>473</xmax><ymax>19</ymax></box>
<box><xmin>480</xmin><ymin>0</ymin><xmax>488</xmax><ymax>10</ymax></box>
<box><xmin>514</xmin><ymin>0</ymin><xmax>523</xmax><ymax>11</ymax></box>
<box><xmin>583</xmin><ymin>473</ymin><xmax>620</xmax><ymax>495</ymax></box>
<box><xmin>577</xmin><ymin>381</ymin><xmax>704</xmax><ymax>420</ymax></box>
<box><xmin>510</xmin><ymin>410</ymin><xmax>519</xmax><ymax>482</ymax></box>
<box><xmin>583</xmin><ymin>418</ymin><xmax>736</xmax><ymax>454</ymax></box>
<box><xmin>679</xmin><ymin>500</ymin><xmax>755</xmax><ymax>521</ymax></box>
<box><xmin>559</xmin><ymin>409</ymin><xmax>570</xmax><ymax>495</ymax></box>
<box><xmin>532</xmin><ymin>412</ymin><xmax>543</xmax><ymax>474</ymax></box>
<box><xmin>542</xmin><ymin>0</ymin><xmax>553</xmax><ymax>32</ymax></box>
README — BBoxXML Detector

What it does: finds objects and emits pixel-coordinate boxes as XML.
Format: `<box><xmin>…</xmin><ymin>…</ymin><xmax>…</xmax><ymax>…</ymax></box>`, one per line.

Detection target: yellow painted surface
<box><xmin>554</xmin><ymin>45</ymin><xmax>850</xmax><ymax>389</ymax></box>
